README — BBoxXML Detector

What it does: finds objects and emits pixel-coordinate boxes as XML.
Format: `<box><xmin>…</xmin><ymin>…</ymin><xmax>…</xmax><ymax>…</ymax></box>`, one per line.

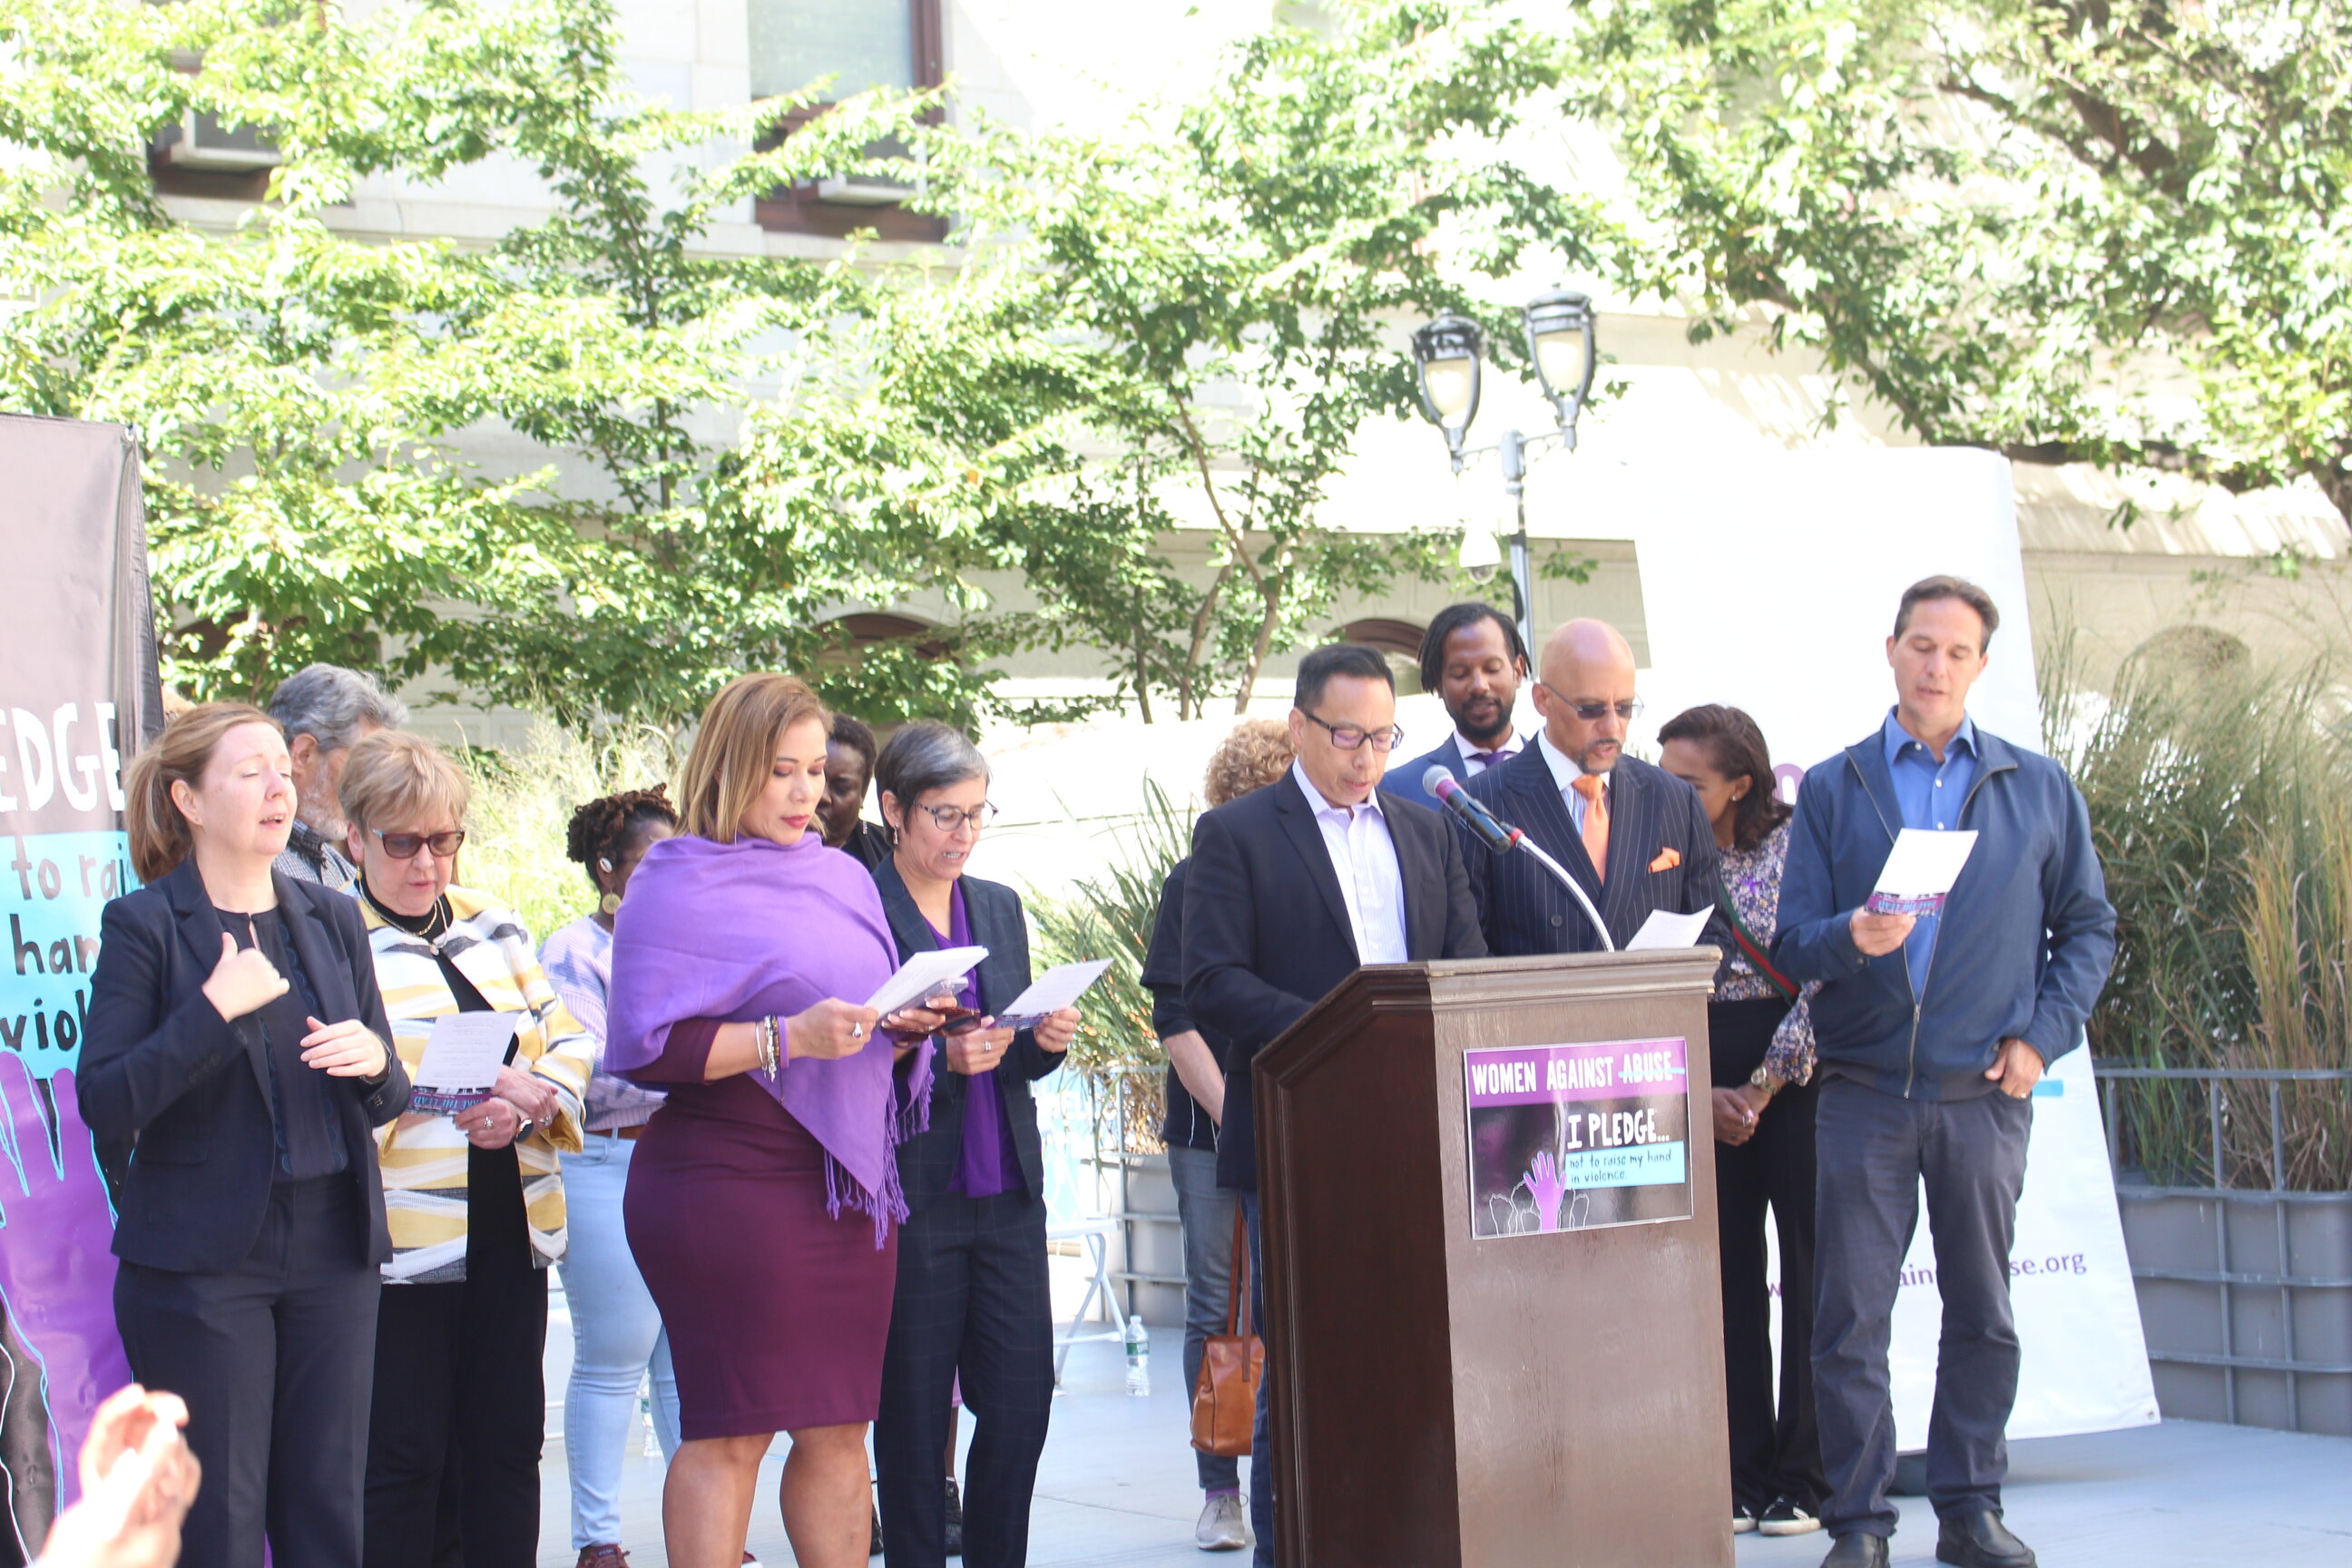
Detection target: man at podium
<box><xmin>1460</xmin><ymin>618</ymin><xmax>1728</xmax><ymax>955</ymax></box>
<box><xmin>1181</xmin><ymin>642</ymin><xmax>1488</xmax><ymax>1567</ymax></box>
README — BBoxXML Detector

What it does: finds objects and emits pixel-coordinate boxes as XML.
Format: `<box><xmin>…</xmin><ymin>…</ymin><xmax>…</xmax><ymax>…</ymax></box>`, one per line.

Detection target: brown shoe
<box><xmin>576</xmin><ymin>1548</ymin><xmax>629</xmax><ymax>1568</ymax></box>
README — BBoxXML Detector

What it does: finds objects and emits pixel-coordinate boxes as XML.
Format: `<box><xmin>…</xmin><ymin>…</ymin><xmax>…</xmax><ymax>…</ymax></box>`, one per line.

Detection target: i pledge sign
<box><xmin>0</xmin><ymin>415</ymin><xmax>162</xmax><ymax>1558</ymax></box>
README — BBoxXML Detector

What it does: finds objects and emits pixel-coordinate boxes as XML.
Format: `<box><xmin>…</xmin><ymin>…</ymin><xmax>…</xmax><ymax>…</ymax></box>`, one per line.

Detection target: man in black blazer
<box><xmin>1389</xmin><ymin>602</ymin><xmax>1531</xmax><ymax>811</ymax></box>
<box><xmin>1181</xmin><ymin>643</ymin><xmax>1487</xmax><ymax>1567</ymax></box>
<box><xmin>1460</xmin><ymin>618</ymin><xmax>1729</xmax><ymax>956</ymax></box>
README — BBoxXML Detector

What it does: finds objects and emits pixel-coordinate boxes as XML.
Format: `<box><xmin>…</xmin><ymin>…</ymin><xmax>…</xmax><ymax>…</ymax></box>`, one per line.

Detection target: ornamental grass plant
<box><xmin>2050</xmin><ymin>635</ymin><xmax>2352</xmax><ymax>1191</ymax></box>
<box><xmin>1027</xmin><ymin>781</ymin><xmax>1192</xmax><ymax>1160</ymax></box>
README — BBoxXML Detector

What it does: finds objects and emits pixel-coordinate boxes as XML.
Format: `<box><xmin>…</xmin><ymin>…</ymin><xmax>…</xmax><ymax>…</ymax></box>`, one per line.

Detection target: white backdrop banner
<box><xmin>1630</xmin><ymin>446</ymin><xmax>2160</xmax><ymax>1444</ymax></box>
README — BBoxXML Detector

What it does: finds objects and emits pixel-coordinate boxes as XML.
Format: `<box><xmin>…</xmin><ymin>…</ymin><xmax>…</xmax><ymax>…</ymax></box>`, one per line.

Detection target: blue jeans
<box><xmin>558</xmin><ymin>1133</ymin><xmax>681</xmax><ymax>1550</ymax></box>
<box><xmin>1170</xmin><ymin>1145</ymin><xmax>1241</xmax><ymax>1494</ymax></box>
<box><xmin>1811</xmin><ymin>1079</ymin><xmax>2032</xmax><ymax>1541</ymax></box>
<box><xmin>1240</xmin><ymin>1190</ymin><xmax>1275</xmax><ymax>1567</ymax></box>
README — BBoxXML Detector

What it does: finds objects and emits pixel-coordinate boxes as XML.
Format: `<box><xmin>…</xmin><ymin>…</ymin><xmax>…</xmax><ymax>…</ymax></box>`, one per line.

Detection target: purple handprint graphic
<box><xmin>0</xmin><ymin>1055</ymin><xmax>132</xmax><ymax>1511</ymax></box>
<box><xmin>1523</xmin><ymin>1150</ymin><xmax>1569</xmax><ymax>1234</ymax></box>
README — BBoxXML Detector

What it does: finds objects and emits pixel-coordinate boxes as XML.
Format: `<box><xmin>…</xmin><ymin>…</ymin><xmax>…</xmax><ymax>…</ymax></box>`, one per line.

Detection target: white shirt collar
<box><xmin>1292</xmin><ymin>758</ymin><xmax>1385</xmax><ymax>819</ymax></box>
<box><xmin>1454</xmin><ymin>730</ymin><xmax>1524</xmax><ymax>765</ymax></box>
<box><xmin>1534</xmin><ymin>730</ymin><xmax>1605</xmax><ymax>798</ymax></box>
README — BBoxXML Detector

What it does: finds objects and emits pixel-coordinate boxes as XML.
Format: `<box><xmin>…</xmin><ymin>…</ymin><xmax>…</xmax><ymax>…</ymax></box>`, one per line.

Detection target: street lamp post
<box><xmin>1411</xmin><ymin>290</ymin><xmax>1599</xmax><ymax>653</ymax></box>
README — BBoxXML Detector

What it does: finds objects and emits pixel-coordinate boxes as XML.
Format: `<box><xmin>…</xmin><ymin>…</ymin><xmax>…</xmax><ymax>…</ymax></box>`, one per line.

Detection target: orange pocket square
<box><xmin>1648</xmin><ymin>848</ymin><xmax>1682</xmax><ymax>872</ymax></box>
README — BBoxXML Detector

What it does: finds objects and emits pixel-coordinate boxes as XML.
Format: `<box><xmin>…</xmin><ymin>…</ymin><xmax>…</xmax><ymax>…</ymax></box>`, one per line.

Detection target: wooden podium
<box><xmin>1253</xmin><ymin>949</ymin><xmax>1730</xmax><ymax>1568</ymax></box>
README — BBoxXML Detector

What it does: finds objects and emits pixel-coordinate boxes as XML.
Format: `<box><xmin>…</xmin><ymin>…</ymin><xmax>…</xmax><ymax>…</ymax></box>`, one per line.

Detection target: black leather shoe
<box><xmin>1937</xmin><ymin>1509</ymin><xmax>2036</xmax><ymax>1568</ymax></box>
<box><xmin>1820</xmin><ymin>1534</ymin><xmax>1889</xmax><ymax>1568</ymax></box>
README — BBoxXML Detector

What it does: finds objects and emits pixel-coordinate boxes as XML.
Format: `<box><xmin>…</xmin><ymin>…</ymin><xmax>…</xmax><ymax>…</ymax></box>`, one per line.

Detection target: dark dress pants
<box><xmin>1710</xmin><ymin>997</ymin><xmax>1825</xmax><ymax>1514</ymax></box>
<box><xmin>363</xmin><ymin>1147</ymin><xmax>547</xmax><ymax>1568</ymax></box>
<box><xmin>1241</xmin><ymin>1191</ymin><xmax>1273</xmax><ymax>1568</ymax></box>
<box><xmin>113</xmin><ymin>1175</ymin><xmax>378</xmax><ymax>1568</ymax></box>
<box><xmin>877</xmin><ymin>1190</ymin><xmax>1054</xmax><ymax>1568</ymax></box>
<box><xmin>1811</xmin><ymin>1076</ymin><xmax>2032</xmax><ymax>1541</ymax></box>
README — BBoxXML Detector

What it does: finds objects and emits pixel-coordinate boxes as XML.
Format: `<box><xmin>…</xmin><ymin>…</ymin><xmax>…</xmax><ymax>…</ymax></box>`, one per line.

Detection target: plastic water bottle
<box><xmin>640</xmin><ymin>1382</ymin><xmax>660</xmax><ymax>1458</ymax></box>
<box><xmin>1123</xmin><ymin>1318</ymin><xmax>1151</xmax><ymax>1396</ymax></box>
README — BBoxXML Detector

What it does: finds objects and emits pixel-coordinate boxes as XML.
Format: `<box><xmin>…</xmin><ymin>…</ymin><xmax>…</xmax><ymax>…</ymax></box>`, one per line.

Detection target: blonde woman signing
<box><xmin>334</xmin><ymin>730</ymin><xmax>596</xmax><ymax>1567</ymax></box>
<box><xmin>603</xmin><ymin>674</ymin><xmax>950</xmax><ymax>1568</ymax></box>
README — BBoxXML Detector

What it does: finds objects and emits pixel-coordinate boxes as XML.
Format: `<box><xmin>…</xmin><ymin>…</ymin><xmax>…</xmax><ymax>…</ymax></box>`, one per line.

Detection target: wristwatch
<box><xmin>1746</xmin><ymin>1063</ymin><xmax>1781</xmax><ymax>1096</ymax></box>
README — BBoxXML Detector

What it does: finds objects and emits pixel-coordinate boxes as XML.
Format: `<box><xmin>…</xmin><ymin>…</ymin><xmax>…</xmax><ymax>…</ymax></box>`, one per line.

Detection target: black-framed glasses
<box><xmin>374</xmin><ymin>828</ymin><xmax>466</xmax><ymax>860</ymax></box>
<box><xmin>1535</xmin><ymin>681</ymin><xmax>1642</xmax><ymax>722</ymax></box>
<box><xmin>1301</xmin><ymin>711</ymin><xmax>1406</xmax><ymax>753</ymax></box>
<box><xmin>913</xmin><ymin>801</ymin><xmax>1000</xmax><ymax>835</ymax></box>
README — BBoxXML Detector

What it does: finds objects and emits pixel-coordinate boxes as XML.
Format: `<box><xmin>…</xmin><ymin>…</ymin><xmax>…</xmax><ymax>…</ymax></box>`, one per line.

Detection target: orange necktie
<box><xmin>1572</xmin><ymin>773</ymin><xmax>1610</xmax><ymax>883</ymax></box>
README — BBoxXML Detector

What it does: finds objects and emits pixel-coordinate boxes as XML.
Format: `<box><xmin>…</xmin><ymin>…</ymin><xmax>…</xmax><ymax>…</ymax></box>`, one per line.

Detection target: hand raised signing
<box><xmin>200</xmin><ymin>933</ymin><xmax>287</xmax><ymax>1022</ymax></box>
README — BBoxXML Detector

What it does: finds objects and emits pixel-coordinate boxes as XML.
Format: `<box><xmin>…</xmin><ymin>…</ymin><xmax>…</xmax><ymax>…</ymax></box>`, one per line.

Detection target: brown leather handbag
<box><xmin>1190</xmin><ymin>1208</ymin><xmax>1264</xmax><ymax>1456</ymax></box>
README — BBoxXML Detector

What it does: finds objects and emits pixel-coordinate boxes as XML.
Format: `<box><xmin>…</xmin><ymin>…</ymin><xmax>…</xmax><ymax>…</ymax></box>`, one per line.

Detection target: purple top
<box><xmin>935</xmin><ymin>882</ymin><xmax>1023</xmax><ymax>1199</ymax></box>
<box><xmin>540</xmin><ymin>916</ymin><xmax>668</xmax><ymax>1132</ymax></box>
<box><xmin>605</xmin><ymin>832</ymin><xmax>934</xmax><ymax>1242</ymax></box>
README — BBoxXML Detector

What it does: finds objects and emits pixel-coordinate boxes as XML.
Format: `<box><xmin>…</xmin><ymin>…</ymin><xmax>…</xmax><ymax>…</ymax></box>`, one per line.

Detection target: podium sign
<box><xmin>1465</xmin><ymin>1037</ymin><xmax>1694</xmax><ymax>1237</ymax></box>
<box><xmin>1257</xmin><ymin>949</ymin><xmax>1731</xmax><ymax>1568</ymax></box>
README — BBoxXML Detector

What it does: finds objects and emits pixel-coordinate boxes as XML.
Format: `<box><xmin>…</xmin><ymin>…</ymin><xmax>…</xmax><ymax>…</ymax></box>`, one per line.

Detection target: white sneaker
<box><xmin>1194</xmin><ymin>1492</ymin><xmax>1250</xmax><ymax>1552</ymax></box>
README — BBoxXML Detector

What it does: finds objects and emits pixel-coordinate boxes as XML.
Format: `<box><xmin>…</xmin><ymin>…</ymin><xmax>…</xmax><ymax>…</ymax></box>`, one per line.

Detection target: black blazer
<box><xmin>1459</xmin><ymin>746</ymin><xmax>1731</xmax><ymax>961</ymax></box>
<box><xmin>79</xmin><ymin>858</ymin><xmax>410</xmax><ymax>1274</ymax></box>
<box><xmin>1181</xmin><ymin>769</ymin><xmax>1488</xmax><ymax>1190</ymax></box>
<box><xmin>872</xmin><ymin>860</ymin><xmax>1060</xmax><ymax>1217</ymax></box>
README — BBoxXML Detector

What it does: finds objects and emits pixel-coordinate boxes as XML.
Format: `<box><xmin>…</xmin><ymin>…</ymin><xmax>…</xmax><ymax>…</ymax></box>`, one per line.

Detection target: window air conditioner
<box><xmin>156</xmin><ymin>111</ymin><xmax>281</xmax><ymax>172</ymax></box>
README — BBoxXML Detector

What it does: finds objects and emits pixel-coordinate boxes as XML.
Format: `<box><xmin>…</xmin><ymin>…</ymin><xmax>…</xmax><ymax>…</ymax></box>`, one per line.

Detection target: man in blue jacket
<box><xmin>1773</xmin><ymin>576</ymin><xmax>2115</xmax><ymax>1568</ymax></box>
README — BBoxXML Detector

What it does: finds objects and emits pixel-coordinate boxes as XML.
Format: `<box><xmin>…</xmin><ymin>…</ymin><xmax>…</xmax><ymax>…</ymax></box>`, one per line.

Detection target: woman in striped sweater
<box><xmin>335</xmin><ymin>730</ymin><xmax>596</xmax><ymax>1568</ymax></box>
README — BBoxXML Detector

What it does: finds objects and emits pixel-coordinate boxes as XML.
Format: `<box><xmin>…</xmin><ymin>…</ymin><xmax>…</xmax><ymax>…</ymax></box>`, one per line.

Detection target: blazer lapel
<box><xmin>1602</xmin><ymin>762</ymin><xmax>1645</xmax><ymax>889</ymax></box>
<box><xmin>165</xmin><ymin>859</ymin><xmax>269</xmax><ymax>1091</ymax></box>
<box><xmin>1504</xmin><ymin>750</ymin><xmax>1602</xmax><ymax>897</ymax></box>
<box><xmin>1381</xmin><ymin>795</ymin><xmax>1441</xmax><ymax>960</ymax></box>
<box><xmin>1272</xmin><ymin>773</ymin><xmax>1359</xmax><ymax>962</ymax></box>
<box><xmin>274</xmin><ymin>874</ymin><xmax>359</xmax><ymax>1028</ymax></box>
<box><xmin>871</xmin><ymin>859</ymin><xmax>941</xmax><ymax>961</ymax></box>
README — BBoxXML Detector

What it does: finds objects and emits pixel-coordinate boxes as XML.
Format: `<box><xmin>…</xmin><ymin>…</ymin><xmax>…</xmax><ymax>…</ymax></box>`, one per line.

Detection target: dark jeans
<box><xmin>877</xmin><ymin>1191</ymin><xmax>1054</xmax><ymax>1568</ymax></box>
<box><xmin>1240</xmin><ymin>1191</ymin><xmax>1275</xmax><ymax>1568</ymax></box>
<box><xmin>1169</xmin><ymin>1145</ymin><xmax>1241</xmax><ymax>1494</ymax></box>
<box><xmin>362</xmin><ymin>1152</ymin><xmax>547</xmax><ymax>1568</ymax></box>
<box><xmin>115</xmin><ymin>1176</ymin><xmax>377</xmax><ymax>1568</ymax></box>
<box><xmin>1811</xmin><ymin>1076</ymin><xmax>2032</xmax><ymax>1540</ymax></box>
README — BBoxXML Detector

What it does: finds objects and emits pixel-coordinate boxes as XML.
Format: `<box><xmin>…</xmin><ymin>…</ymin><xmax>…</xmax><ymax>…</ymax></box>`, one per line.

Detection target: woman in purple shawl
<box><xmin>605</xmin><ymin>674</ymin><xmax>948</xmax><ymax>1568</ymax></box>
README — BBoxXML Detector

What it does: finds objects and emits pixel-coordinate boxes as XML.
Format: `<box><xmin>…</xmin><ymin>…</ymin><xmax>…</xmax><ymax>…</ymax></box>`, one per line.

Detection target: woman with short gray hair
<box><xmin>867</xmin><ymin>722</ymin><xmax>1082</xmax><ymax>1566</ymax></box>
<box><xmin>267</xmin><ymin>664</ymin><xmax>410</xmax><ymax>887</ymax></box>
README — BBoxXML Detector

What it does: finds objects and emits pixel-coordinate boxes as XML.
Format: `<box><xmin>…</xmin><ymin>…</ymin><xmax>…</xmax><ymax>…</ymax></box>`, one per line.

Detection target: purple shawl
<box><xmin>605</xmin><ymin>832</ymin><xmax>933</xmax><ymax>1240</ymax></box>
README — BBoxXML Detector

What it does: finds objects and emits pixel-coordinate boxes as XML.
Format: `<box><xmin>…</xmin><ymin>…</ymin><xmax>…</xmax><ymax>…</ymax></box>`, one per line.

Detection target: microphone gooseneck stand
<box><xmin>1509</xmin><ymin>835</ymin><xmax>1616</xmax><ymax>954</ymax></box>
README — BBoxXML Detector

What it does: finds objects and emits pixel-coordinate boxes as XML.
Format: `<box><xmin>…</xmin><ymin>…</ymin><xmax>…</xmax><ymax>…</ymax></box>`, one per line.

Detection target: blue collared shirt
<box><xmin>1881</xmin><ymin>708</ymin><xmax>1977</xmax><ymax>993</ymax></box>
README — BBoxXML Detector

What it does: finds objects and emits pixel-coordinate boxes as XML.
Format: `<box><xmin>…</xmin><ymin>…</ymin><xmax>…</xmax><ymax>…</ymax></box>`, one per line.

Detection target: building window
<box><xmin>750</xmin><ymin>1</ymin><xmax>945</xmax><ymax>242</ymax></box>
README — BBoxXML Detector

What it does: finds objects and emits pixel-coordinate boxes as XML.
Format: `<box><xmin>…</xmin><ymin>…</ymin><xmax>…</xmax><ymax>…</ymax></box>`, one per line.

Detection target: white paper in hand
<box><xmin>410</xmin><ymin>1012</ymin><xmax>522</xmax><ymax>1114</ymax></box>
<box><xmin>1868</xmin><ymin>828</ymin><xmax>1978</xmax><ymax>916</ymax></box>
<box><xmin>867</xmin><ymin>946</ymin><xmax>990</xmax><ymax>1020</ymax></box>
<box><xmin>1624</xmin><ymin>906</ymin><xmax>1712</xmax><ymax>951</ymax></box>
<box><xmin>995</xmin><ymin>958</ymin><xmax>1112</xmax><ymax>1030</ymax></box>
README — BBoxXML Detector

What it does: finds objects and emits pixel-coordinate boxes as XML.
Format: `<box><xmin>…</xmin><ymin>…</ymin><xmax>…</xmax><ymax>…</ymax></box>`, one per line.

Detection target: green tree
<box><xmin>1556</xmin><ymin>0</ymin><xmax>2351</xmax><ymax>528</ymax></box>
<box><xmin>923</xmin><ymin>1</ymin><xmax>1607</xmax><ymax>717</ymax></box>
<box><xmin>0</xmin><ymin>0</ymin><xmax>1070</xmax><ymax>725</ymax></box>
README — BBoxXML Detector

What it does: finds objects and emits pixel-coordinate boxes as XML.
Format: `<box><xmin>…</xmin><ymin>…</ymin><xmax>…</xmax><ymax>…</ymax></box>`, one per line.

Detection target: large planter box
<box><xmin>2116</xmin><ymin>1182</ymin><xmax>2352</xmax><ymax>1436</ymax></box>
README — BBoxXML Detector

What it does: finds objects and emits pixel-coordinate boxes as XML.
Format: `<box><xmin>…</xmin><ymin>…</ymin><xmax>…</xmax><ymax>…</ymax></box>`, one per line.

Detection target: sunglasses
<box><xmin>374</xmin><ymin>828</ymin><xmax>467</xmax><ymax>860</ymax></box>
<box><xmin>1534</xmin><ymin>681</ymin><xmax>1643</xmax><ymax>722</ymax></box>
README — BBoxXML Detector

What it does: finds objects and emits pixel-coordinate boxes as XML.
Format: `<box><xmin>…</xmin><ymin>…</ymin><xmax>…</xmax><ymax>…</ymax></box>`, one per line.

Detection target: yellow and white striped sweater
<box><xmin>360</xmin><ymin>887</ymin><xmax>593</xmax><ymax>1284</ymax></box>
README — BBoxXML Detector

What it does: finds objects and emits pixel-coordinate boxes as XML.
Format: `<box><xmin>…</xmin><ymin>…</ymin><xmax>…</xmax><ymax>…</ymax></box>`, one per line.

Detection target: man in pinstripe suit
<box><xmin>1458</xmin><ymin>619</ymin><xmax>1730</xmax><ymax>958</ymax></box>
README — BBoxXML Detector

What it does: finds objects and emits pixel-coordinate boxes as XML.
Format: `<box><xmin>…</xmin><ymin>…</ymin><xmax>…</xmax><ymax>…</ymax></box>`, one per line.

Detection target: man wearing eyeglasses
<box><xmin>1459</xmin><ymin>618</ymin><xmax>1728</xmax><ymax>958</ymax></box>
<box><xmin>1181</xmin><ymin>643</ymin><xmax>1486</xmax><ymax>1567</ymax></box>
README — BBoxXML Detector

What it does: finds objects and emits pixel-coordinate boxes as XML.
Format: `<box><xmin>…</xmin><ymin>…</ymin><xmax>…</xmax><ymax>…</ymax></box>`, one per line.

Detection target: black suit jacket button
<box><xmin>1551</xmin><ymin>915</ymin><xmax>1563</xmax><ymax>927</ymax></box>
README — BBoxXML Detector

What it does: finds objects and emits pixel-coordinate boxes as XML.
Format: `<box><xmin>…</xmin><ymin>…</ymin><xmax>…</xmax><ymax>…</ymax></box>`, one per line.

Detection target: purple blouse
<box><xmin>934</xmin><ymin>882</ymin><xmax>1024</xmax><ymax>1198</ymax></box>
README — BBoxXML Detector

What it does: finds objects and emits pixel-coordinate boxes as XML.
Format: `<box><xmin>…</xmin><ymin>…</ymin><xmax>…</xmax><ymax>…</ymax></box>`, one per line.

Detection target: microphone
<box><xmin>1424</xmin><ymin>765</ymin><xmax>1522</xmax><ymax>855</ymax></box>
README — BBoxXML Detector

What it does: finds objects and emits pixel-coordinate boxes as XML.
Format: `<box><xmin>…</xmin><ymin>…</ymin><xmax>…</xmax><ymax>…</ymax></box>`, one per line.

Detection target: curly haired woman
<box><xmin>539</xmin><ymin>786</ymin><xmax>684</xmax><ymax>1567</ymax></box>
